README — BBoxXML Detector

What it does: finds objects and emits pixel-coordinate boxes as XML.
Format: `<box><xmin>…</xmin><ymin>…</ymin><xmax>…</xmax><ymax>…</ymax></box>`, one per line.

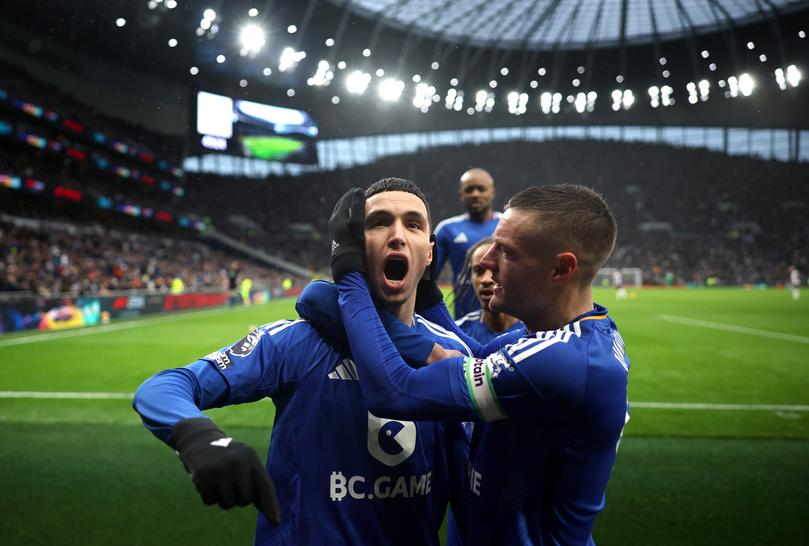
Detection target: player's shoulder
<box><xmin>503</xmin><ymin>308</ymin><xmax>612</xmax><ymax>364</ymax></box>
<box><xmin>455</xmin><ymin>310</ymin><xmax>482</xmax><ymax>327</ymax></box>
<box><xmin>434</xmin><ymin>213</ymin><xmax>469</xmax><ymax>234</ymax></box>
<box><xmin>415</xmin><ymin>314</ymin><xmax>473</xmax><ymax>356</ymax></box>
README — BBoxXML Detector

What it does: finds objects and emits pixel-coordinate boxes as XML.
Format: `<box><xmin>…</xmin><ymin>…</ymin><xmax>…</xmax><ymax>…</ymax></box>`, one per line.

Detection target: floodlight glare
<box><xmin>738</xmin><ymin>73</ymin><xmax>754</xmax><ymax>96</ymax></box>
<box><xmin>378</xmin><ymin>78</ymin><xmax>405</xmax><ymax>102</ymax></box>
<box><xmin>203</xmin><ymin>9</ymin><xmax>216</xmax><ymax>21</ymax></box>
<box><xmin>279</xmin><ymin>47</ymin><xmax>306</xmax><ymax>72</ymax></box>
<box><xmin>115</xmin><ymin>18</ymin><xmax>126</xmax><ymax>28</ymax></box>
<box><xmin>786</xmin><ymin>65</ymin><xmax>801</xmax><ymax>87</ymax></box>
<box><xmin>248</xmin><ymin>8</ymin><xmax>258</xmax><ymax>17</ymax></box>
<box><xmin>240</xmin><ymin>25</ymin><xmax>266</xmax><ymax>55</ymax></box>
<box><xmin>346</xmin><ymin>71</ymin><xmax>371</xmax><ymax>94</ymax></box>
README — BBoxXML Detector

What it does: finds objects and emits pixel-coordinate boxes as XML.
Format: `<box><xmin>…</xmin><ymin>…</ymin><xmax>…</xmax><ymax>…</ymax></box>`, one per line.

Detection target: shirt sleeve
<box><xmin>132</xmin><ymin>319</ymin><xmax>318</xmax><ymax>446</ymax></box>
<box><xmin>296</xmin><ymin>279</ymin><xmax>434</xmax><ymax>363</ymax></box>
<box><xmin>338</xmin><ymin>272</ymin><xmax>587</xmax><ymax>422</ymax></box>
<box><xmin>418</xmin><ymin>301</ymin><xmax>525</xmax><ymax>357</ymax></box>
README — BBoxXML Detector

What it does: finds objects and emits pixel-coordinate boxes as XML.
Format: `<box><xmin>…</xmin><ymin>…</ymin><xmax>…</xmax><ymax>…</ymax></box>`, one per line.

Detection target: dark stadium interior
<box><xmin>1</xmin><ymin>1</ymin><xmax>808</xmax><ymax>545</ymax></box>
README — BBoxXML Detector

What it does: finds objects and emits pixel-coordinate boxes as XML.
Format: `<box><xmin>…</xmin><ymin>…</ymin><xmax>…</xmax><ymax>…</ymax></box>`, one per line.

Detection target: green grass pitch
<box><xmin>1</xmin><ymin>287</ymin><xmax>808</xmax><ymax>545</ymax></box>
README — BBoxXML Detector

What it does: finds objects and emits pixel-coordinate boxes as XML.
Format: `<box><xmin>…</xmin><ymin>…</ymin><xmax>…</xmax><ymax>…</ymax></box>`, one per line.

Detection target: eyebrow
<box><xmin>366</xmin><ymin>209</ymin><xmax>428</xmax><ymax>223</ymax></box>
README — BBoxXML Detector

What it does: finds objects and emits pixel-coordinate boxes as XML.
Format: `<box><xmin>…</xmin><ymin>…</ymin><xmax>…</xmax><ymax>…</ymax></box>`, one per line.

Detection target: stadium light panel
<box><xmin>431</xmin><ymin>61</ymin><xmax>439</xmax><ymax>70</ymax></box>
<box><xmin>287</xmin><ymin>25</ymin><xmax>297</xmax><ymax>33</ymax></box>
<box><xmin>337</xmin><ymin>61</ymin><xmax>347</xmax><ymax>70</ymax></box>
<box><xmin>248</xmin><ymin>8</ymin><xmax>259</xmax><ymax>17</ymax></box>
<box><xmin>538</xmin><ymin>67</ymin><xmax>546</xmax><ymax>76</ymax></box>
<box><xmin>216</xmin><ymin>54</ymin><xmax>226</xmax><ymax>64</ymax></box>
<box><xmin>738</xmin><ymin>73</ymin><xmax>754</xmax><ymax>96</ymax></box>
<box><xmin>279</xmin><ymin>47</ymin><xmax>306</xmax><ymax>72</ymax></box>
<box><xmin>200</xmin><ymin>18</ymin><xmax>212</xmax><ymax>30</ymax></box>
<box><xmin>166</xmin><ymin>0</ymin><xmax>177</xmax><ymax>8</ymax></box>
<box><xmin>375</xmin><ymin>68</ymin><xmax>385</xmax><ymax>77</ymax></box>
<box><xmin>325</xmin><ymin>38</ymin><xmax>335</xmax><ymax>47</ymax></box>
<box><xmin>500</xmin><ymin>67</ymin><xmax>509</xmax><ymax>76</ymax></box>
<box><xmin>345</xmin><ymin>70</ymin><xmax>371</xmax><ymax>94</ymax></box>
<box><xmin>115</xmin><ymin>18</ymin><xmax>126</xmax><ymax>28</ymax></box>
<box><xmin>362</xmin><ymin>48</ymin><xmax>371</xmax><ymax>57</ymax></box>
<box><xmin>203</xmin><ymin>9</ymin><xmax>216</xmax><ymax>21</ymax></box>
<box><xmin>786</xmin><ymin>65</ymin><xmax>801</xmax><ymax>87</ymax></box>
<box><xmin>489</xmin><ymin>80</ymin><xmax>497</xmax><ymax>89</ymax></box>
<box><xmin>378</xmin><ymin>78</ymin><xmax>405</xmax><ymax>102</ymax></box>
<box><xmin>189</xmin><ymin>66</ymin><xmax>199</xmax><ymax>75</ymax></box>
<box><xmin>240</xmin><ymin>25</ymin><xmax>266</xmax><ymax>56</ymax></box>
<box><xmin>168</xmin><ymin>38</ymin><xmax>178</xmax><ymax>47</ymax></box>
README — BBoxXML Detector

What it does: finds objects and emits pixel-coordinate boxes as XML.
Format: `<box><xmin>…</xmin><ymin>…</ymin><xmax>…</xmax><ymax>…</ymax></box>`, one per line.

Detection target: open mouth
<box><xmin>384</xmin><ymin>256</ymin><xmax>409</xmax><ymax>282</ymax></box>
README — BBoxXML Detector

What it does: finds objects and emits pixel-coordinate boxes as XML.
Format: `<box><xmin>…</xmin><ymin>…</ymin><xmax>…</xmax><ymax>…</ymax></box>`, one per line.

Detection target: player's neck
<box><xmin>385</xmin><ymin>298</ymin><xmax>417</xmax><ymax>327</ymax></box>
<box><xmin>468</xmin><ymin>208</ymin><xmax>493</xmax><ymax>223</ymax></box>
<box><xmin>524</xmin><ymin>287</ymin><xmax>594</xmax><ymax>332</ymax></box>
<box><xmin>481</xmin><ymin>308</ymin><xmax>518</xmax><ymax>333</ymax></box>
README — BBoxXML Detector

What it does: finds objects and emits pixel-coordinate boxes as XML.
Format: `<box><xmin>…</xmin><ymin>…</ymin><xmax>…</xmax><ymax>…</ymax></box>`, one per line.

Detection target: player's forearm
<box><xmin>337</xmin><ymin>272</ymin><xmax>474</xmax><ymax>421</ymax></box>
<box><xmin>133</xmin><ymin>364</ymin><xmax>226</xmax><ymax>446</ymax></box>
<box><xmin>296</xmin><ymin>280</ymin><xmax>434</xmax><ymax>362</ymax></box>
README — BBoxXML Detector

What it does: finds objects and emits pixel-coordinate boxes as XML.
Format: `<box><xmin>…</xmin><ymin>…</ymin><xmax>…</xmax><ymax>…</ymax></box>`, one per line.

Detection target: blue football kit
<box><xmin>336</xmin><ymin>272</ymin><xmax>631</xmax><ymax>546</ymax></box>
<box><xmin>133</xmin><ymin>313</ymin><xmax>472</xmax><ymax>546</ymax></box>
<box><xmin>434</xmin><ymin>212</ymin><xmax>501</xmax><ymax>318</ymax></box>
<box><xmin>455</xmin><ymin>310</ymin><xmax>524</xmax><ymax>345</ymax></box>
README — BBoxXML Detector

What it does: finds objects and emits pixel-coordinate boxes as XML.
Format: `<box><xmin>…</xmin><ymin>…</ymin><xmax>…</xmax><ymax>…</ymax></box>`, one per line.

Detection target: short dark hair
<box><xmin>506</xmin><ymin>184</ymin><xmax>617</xmax><ymax>285</ymax></box>
<box><xmin>365</xmin><ymin>177</ymin><xmax>432</xmax><ymax>229</ymax></box>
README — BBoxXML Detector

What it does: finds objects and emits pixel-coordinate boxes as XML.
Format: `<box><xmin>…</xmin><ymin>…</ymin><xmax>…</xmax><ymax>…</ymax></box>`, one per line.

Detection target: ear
<box><xmin>423</xmin><ymin>234</ymin><xmax>436</xmax><ymax>280</ymax></box>
<box><xmin>551</xmin><ymin>252</ymin><xmax>577</xmax><ymax>284</ymax></box>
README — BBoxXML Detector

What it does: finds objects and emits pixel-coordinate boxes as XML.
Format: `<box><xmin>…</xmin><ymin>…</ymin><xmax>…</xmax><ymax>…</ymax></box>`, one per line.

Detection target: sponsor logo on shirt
<box><xmin>367</xmin><ymin>412</ymin><xmax>416</xmax><ymax>466</ymax></box>
<box><xmin>205</xmin><ymin>351</ymin><xmax>233</xmax><ymax>370</ymax></box>
<box><xmin>228</xmin><ymin>329</ymin><xmax>263</xmax><ymax>358</ymax></box>
<box><xmin>329</xmin><ymin>471</ymin><xmax>432</xmax><ymax>502</ymax></box>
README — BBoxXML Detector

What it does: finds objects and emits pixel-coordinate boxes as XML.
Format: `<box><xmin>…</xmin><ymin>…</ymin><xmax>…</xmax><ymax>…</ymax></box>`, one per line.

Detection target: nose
<box><xmin>479</xmin><ymin>268</ymin><xmax>494</xmax><ymax>286</ymax></box>
<box><xmin>387</xmin><ymin>220</ymin><xmax>406</xmax><ymax>249</ymax></box>
<box><xmin>479</xmin><ymin>245</ymin><xmax>496</xmax><ymax>271</ymax></box>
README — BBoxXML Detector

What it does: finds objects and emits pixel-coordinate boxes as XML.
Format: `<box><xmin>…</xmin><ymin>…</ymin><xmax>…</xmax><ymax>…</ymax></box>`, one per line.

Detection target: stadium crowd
<box><xmin>0</xmin><ymin>215</ymin><xmax>300</xmax><ymax>297</ymax></box>
<box><xmin>187</xmin><ymin>139</ymin><xmax>808</xmax><ymax>287</ymax></box>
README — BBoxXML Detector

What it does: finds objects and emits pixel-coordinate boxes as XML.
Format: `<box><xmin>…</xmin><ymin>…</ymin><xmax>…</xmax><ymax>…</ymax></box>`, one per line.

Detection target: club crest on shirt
<box><xmin>228</xmin><ymin>329</ymin><xmax>264</xmax><ymax>358</ymax></box>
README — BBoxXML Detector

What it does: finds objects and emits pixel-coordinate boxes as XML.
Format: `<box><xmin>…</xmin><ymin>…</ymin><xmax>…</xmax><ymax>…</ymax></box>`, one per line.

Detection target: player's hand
<box><xmin>172</xmin><ymin>418</ymin><xmax>281</xmax><ymax>525</ymax></box>
<box><xmin>329</xmin><ymin>187</ymin><xmax>366</xmax><ymax>281</ymax></box>
<box><xmin>415</xmin><ymin>234</ymin><xmax>444</xmax><ymax>311</ymax></box>
<box><xmin>426</xmin><ymin>343</ymin><xmax>464</xmax><ymax>364</ymax></box>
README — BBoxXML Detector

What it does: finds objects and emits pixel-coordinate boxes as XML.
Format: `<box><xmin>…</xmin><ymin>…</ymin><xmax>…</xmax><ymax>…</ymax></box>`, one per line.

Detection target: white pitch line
<box><xmin>1</xmin><ymin>391</ymin><xmax>808</xmax><ymax>413</ymax></box>
<box><xmin>632</xmin><ymin>401</ymin><xmax>809</xmax><ymax>412</ymax></box>
<box><xmin>656</xmin><ymin>314</ymin><xmax>809</xmax><ymax>344</ymax></box>
<box><xmin>0</xmin><ymin>305</ymin><xmax>246</xmax><ymax>348</ymax></box>
<box><xmin>0</xmin><ymin>391</ymin><xmax>133</xmax><ymax>399</ymax></box>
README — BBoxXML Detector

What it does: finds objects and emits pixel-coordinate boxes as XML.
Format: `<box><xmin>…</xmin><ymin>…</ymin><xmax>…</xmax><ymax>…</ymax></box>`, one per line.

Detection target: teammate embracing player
<box><xmin>329</xmin><ymin>183</ymin><xmax>631</xmax><ymax>545</ymax></box>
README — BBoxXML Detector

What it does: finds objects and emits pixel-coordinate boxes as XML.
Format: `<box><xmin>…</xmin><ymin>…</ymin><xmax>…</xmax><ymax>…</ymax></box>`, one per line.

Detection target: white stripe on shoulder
<box><xmin>415</xmin><ymin>315</ymin><xmax>473</xmax><ymax>357</ymax></box>
<box><xmin>433</xmin><ymin>213</ymin><xmax>470</xmax><ymax>234</ymax></box>
<box><xmin>267</xmin><ymin>319</ymin><xmax>305</xmax><ymax>336</ymax></box>
<box><xmin>507</xmin><ymin>322</ymin><xmax>583</xmax><ymax>363</ymax></box>
<box><xmin>455</xmin><ymin>310</ymin><xmax>482</xmax><ymax>326</ymax></box>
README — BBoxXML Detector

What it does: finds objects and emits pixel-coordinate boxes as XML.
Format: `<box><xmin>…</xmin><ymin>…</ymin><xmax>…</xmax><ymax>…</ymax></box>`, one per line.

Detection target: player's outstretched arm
<box><xmin>133</xmin><ymin>357</ymin><xmax>282</xmax><ymax>524</ymax></box>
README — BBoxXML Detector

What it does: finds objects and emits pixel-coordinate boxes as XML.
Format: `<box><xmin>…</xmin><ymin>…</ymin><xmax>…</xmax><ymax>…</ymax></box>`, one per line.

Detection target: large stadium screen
<box><xmin>194</xmin><ymin>91</ymin><xmax>318</xmax><ymax>164</ymax></box>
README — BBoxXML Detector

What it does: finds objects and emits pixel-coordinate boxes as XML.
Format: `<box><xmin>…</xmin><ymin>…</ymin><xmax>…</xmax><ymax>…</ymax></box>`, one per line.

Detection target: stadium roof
<box><xmin>333</xmin><ymin>0</ymin><xmax>808</xmax><ymax>49</ymax></box>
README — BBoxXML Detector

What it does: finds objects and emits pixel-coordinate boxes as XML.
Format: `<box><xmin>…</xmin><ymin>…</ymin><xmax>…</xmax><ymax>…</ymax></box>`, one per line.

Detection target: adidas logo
<box><xmin>210</xmin><ymin>437</ymin><xmax>233</xmax><ymax>448</ymax></box>
<box><xmin>328</xmin><ymin>358</ymin><xmax>358</xmax><ymax>380</ymax></box>
<box><xmin>453</xmin><ymin>232</ymin><xmax>468</xmax><ymax>244</ymax></box>
<box><xmin>331</xmin><ymin>240</ymin><xmax>340</xmax><ymax>254</ymax></box>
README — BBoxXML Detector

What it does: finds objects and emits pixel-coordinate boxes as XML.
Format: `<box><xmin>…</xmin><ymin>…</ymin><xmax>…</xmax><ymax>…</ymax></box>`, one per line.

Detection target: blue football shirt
<box><xmin>133</xmin><ymin>316</ymin><xmax>472</xmax><ymax>546</ymax></box>
<box><xmin>455</xmin><ymin>310</ymin><xmax>525</xmax><ymax>345</ymax></box>
<box><xmin>434</xmin><ymin>212</ymin><xmax>501</xmax><ymax>318</ymax></box>
<box><xmin>337</xmin><ymin>273</ymin><xmax>631</xmax><ymax>546</ymax></box>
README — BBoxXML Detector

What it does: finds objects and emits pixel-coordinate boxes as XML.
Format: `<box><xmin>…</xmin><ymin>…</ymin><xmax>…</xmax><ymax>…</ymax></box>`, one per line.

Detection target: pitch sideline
<box><xmin>1</xmin><ymin>390</ymin><xmax>808</xmax><ymax>412</ymax></box>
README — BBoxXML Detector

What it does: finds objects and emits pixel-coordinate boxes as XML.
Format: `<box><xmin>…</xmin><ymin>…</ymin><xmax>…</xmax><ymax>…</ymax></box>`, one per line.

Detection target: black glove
<box><xmin>415</xmin><ymin>234</ymin><xmax>444</xmax><ymax>311</ymax></box>
<box><xmin>172</xmin><ymin>418</ymin><xmax>280</xmax><ymax>525</ymax></box>
<box><xmin>329</xmin><ymin>187</ymin><xmax>366</xmax><ymax>281</ymax></box>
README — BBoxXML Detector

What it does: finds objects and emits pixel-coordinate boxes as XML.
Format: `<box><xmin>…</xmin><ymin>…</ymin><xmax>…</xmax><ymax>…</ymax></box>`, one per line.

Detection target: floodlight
<box><xmin>378</xmin><ymin>78</ymin><xmax>405</xmax><ymax>102</ymax></box>
<box><xmin>346</xmin><ymin>71</ymin><xmax>371</xmax><ymax>94</ymax></box>
<box><xmin>240</xmin><ymin>25</ymin><xmax>266</xmax><ymax>55</ymax></box>
<box><xmin>115</xmin><ymin>18</ymin><xmax>126</xmax><ymax>27</ymax></box>
<box><xmin>786</xmin><ymin>65</ymin><xmax>801</xmax><ymax>87</ymax></box>
<box><xmin>738</xmin><ymin>73</ymin><xmax>754</xmax><ymax>96</ymax></box>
